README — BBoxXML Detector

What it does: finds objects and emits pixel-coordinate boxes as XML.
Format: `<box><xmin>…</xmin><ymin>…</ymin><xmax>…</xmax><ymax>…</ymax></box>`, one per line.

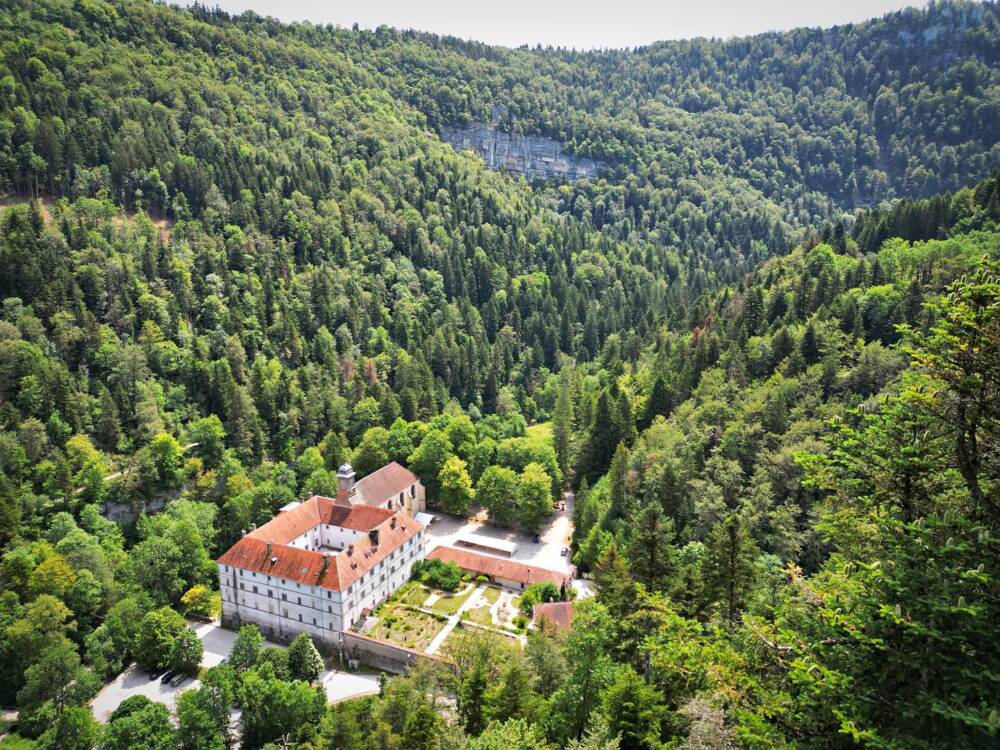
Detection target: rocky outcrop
<box><xmin>441</xmin><ymin>124</ymin><xmax>601</xmax><ymax>181</ymax></box>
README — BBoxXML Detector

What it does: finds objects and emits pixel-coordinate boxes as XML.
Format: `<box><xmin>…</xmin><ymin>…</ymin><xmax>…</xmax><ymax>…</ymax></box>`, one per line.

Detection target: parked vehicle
<box><xmin>561</xmin><ymin>547</ymin><xmax>569</xmax><ymax>556</ymax></box>
<box><xmin>160</xmin><ymin>670</ymin><xmax>176</xmax><ymax>684</ymax></box>
<box><xmin>170</xmin><ymin>673</ymin><xmax>187</xmax><ymax>687</ymax></box>
<box><xmin>533</xmin><ymin>534</ymin><xmax>541</xmax><ymax>543</ymax></box>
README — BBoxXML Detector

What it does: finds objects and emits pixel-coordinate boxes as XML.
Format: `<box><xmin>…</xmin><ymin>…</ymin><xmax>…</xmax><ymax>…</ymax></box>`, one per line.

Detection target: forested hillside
<box><xmin>0</xmin><ymin>0</ymin><xmax>998</xmax><ymax>748</ymax></box>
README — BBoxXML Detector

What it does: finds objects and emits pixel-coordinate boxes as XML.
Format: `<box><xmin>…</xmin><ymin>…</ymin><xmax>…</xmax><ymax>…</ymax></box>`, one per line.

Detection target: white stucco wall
<box><xmin>220</xmin><ymin>528</ymin><xmax>427</xmax><ymax>641</ymax></box>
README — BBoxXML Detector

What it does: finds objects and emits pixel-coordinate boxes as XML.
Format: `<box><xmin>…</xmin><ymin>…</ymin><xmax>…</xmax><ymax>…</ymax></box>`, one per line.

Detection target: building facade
<box><xmin>336</xmin><ymin>461</ymin><xmax>426</xmax><ymax>517</ymax></box>
<box><xmin>217</xmin><ymin>468</ymin><xmax>427</xmax><ymax>648</ymax></box>
<box><xmin>426</xmin><ymin>546</ymin><xmax>571</xmax><ymax>591</ymax></box>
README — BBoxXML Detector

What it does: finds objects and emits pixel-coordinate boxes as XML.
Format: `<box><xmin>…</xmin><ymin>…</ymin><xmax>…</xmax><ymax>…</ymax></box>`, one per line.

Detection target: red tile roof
<box><xmin>246</xmin><ymin>496</ymin><xmax>394</xmax><ymax>544</ymax></box>
<box><xmin>219</xmin><ymin>500</ymin><xmax>422</xmax><ymax>592</ymax></box>
<box><xmin>532</xmin><ymin>601</ymin><xmax>575</xmax><ymax>630</ymax></box>
<box><xmin>427</xmin><ymin>546</ymin><xmax>570</xmax><ymax>587</ymax></box>
<box><xmin>354</xmin><ymin>462</ymin><xmax>418</xmax><ymax>507</ymax></box>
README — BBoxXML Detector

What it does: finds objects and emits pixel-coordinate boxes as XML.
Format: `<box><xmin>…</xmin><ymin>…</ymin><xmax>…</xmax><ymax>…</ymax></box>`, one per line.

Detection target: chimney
<box><xmin>369</xmin><ymin>529</ymin><xmax>380</xmax><ymax>548</ymax></box>
<box><xmin>241</xmin><ymin>528</ymin><xmax>246</xmax><ymax>537</ymax></box>
<box><xmin>251</xmin><ymin>523</ymin><xmax>257</xmax><ymax>531</ymax></box>
<box><xmin>266</xmin><ymin>539</ymin><xmax>273</xmax><ymax>557</ymax></box>
<box><xmin>336</xmin><ymin>463</ymin><xmax>356</xmax><ymax>505</ymax></box>
<box><xmin>347</xmin><ymin>544</ymin><xmax>354</xmax><ymax>556</ymax></box>
<box><xmin>390</xmin><ymin>516</ymin><xmax>397</xmax><ymax>529</ymax></box>
<box><xmin>322</xmin><ymin>553</ymin><xmax>330</xmax><ymax>574</ymax></box>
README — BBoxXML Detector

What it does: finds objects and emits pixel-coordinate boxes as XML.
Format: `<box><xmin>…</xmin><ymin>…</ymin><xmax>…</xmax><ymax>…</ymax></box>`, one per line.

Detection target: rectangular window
<box><xmin>252</xmin><ymin>585</ymin><xmax>258</xmax><ymax>594</ymax></box>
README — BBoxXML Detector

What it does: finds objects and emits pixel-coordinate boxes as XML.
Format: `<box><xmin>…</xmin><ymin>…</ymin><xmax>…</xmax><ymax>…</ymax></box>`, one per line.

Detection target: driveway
<box><xmin>90</xmin><ymin>663</ymin><xmax>198</xmax><ymax>722</ymax></box>
<box><xmin>320</xmin><ymin>669</ymin><xmax>380</xmax><ymax>703</ymax></box>
<box><xmin>91</xmin><ymin>621</ymin><xmax>382</xmax><ymax>722</ymax></box>
<box><xmin>423</xmin><ymin>490</ymin><xmax>575</xmax><ymax>575</ymax></box>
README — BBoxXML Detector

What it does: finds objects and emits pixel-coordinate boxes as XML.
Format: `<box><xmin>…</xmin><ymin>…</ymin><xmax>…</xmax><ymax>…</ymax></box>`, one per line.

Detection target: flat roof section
<box><xmin>456</xmin><ymin>533</ymin><xmax>518</xmax><ymax>556</ymax></box>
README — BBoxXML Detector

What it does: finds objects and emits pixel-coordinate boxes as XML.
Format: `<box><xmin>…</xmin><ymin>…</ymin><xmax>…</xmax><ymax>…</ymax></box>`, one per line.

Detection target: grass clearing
<box><xmin>525</xmin><ymin>421</ymin><xmax>553</xmax><ymax>448</ymax></box>
<box><xmin>0</xmin><ymin>736</ymin><xmax>36</xmax><ymax>750</ymax></box>
<box><xmin>481</xmin><ymin>586</ymin><xmax>502</xmax><ymax>605</ymax></box>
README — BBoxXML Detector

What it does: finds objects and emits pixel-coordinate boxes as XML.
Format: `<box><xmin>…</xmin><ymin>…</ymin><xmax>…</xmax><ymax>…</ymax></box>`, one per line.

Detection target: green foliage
<box><xmin>135</xmin><ymin>606</ymin><xmax>187</xmax><ymax>672</ymax></box>
<box><xmin>169</xmin><ymin>628</ymin><xmax>204</xmax><ymax>676</ymax></box>
<box><xmin>477</xmin><ymin>465</ymin><xmax>519</xmax><ymax>527</ymax></box>
<box><xmin>411</xmin><ymin>558</ymin><xmax>463</xmax><ymax>592</ymax></box>
<box><xmin>0</xmin><ymin>3</ymin><xmax>997</xmax><ymax>749</ymax></box>
<box><xmin>102</xmin><ymin>696</ymin><xmax>176</xmax><ymax>750</ymax></box>
<box><xmin>519</xmin><ymin>581</ymin><xmax>562</xmax><ymax>615</ymax></box>
<box><xmin>286</xmin><ymin>633</ymin><xmax>324</xmax><ymax>684</ymax></box>
<box><xmin>438</xmin><ymin>455</ymin><xmax>474</xmax><ymax>516</ymax></box>
<box><xmin>229</xmin><ymin>625</ymin><xmax>265</xmax><ymax>672</ymax></box>
<box><xmin>517</xmin><ymin>463</ymin><xmax>553</xmax><ymax>533</ymax></box>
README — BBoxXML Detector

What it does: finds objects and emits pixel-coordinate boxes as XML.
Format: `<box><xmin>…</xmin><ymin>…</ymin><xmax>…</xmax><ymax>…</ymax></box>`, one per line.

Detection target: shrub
<box><xmin>411</xmin><ymin>559</ymin><xmax>462</xmax><ymax>591</ymax></box>
<box><xmin>518</xmin><ymin>581</ymin><xmax>561</xmax><ymax>615</ymax></box>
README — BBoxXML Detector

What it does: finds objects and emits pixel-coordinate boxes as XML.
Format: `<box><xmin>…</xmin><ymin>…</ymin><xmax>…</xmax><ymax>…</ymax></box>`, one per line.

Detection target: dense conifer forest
<box><xmin>0</xmin><ymin>0</ymin><xmax>998</xmax><ymax>748</ymax></box>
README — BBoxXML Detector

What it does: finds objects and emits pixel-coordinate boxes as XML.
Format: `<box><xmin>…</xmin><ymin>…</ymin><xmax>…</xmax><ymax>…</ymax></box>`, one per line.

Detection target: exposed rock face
<box><xmin>441</xmin><ymin>123</ymin><xmax>601</xmax><ymax>181</ymax></box>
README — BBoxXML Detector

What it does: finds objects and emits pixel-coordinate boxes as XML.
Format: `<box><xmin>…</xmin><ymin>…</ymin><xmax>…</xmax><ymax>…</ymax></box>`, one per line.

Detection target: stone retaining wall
<box><xmin>338</xmin><ymin>631</ymin><xmax>451</xmax><ymax>675</ymax></box>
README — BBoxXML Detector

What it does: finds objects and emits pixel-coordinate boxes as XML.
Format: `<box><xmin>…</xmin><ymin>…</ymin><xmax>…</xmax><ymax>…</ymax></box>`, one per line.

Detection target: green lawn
<box><xmin>442</xmin><ymin>623</ymin><xmax>520</xmax><ymax>654</ymax></box>
<box><xmin>525</xmin><ymin>421</ymin><xmax>553</xmax><ymax>448</ymax></box>
<box><xmin>369</xmin><ymin>605</ymin><xmax>446</xmax><ymax>651</ymax></box>
<box><xmin>0</xmin><ymin>735</ymin><xmax>36</xmax><ymax>750</ymax></box>
<box><xmin>464</xmin><ymin>600</ymin><xmax>495</xmax><ymax>627</ymax></box>
<box><xmin>481</xmin><ymin>586</ymin><xmax>502</xmax><ymax>605</ymax></box>
<box><xmin>430</xmin><ymin>584</ymin><xmax>476</xmax><ymax>615</ymax></box>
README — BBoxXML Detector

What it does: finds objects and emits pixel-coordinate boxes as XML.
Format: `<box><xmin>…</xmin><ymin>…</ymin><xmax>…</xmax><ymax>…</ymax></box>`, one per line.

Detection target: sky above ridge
<box><xmin>205</xmin><ymin>0</ymin><xmax>917</xmax><ymax>49</ymax></box>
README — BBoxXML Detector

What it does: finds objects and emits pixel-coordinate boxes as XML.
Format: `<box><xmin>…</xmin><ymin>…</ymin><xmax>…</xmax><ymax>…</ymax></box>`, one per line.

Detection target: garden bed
<box><xmin>369</xmin><ymin>604</ymin><xmax>446</xmax><ymax>651</ymax></box>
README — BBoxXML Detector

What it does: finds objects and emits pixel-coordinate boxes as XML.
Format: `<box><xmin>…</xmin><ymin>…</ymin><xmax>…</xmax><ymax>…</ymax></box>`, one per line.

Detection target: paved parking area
<box><xmin>90</xmin><ymin>663</ymin><xmax>198</xmax><ymax>722</ymax></box>
<box><xmin>90</xmin><ymin>621</ymin><xmax>382</xmax><ymax>722</ymax></box>
<box><xmin>320</xmin><ymin>669</ymin><xmax>380</xmax><ymax>703</ymax></box>
<box><xmin>423</xmin><ymin>491</ymin><xmax>575</xmax><ymax>574</ymax></box>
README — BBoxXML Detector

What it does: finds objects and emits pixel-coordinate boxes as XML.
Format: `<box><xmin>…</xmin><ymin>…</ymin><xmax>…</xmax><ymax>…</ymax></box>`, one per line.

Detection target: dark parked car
<box><xmin>533</xmin><ymin>534</ymin><xmax>541</xmax><ymax>543</ymax></box>
<box><xmin>160</xmin><ymin>670</ymin><xmax>176</xmax><ymax>684</ymax></box>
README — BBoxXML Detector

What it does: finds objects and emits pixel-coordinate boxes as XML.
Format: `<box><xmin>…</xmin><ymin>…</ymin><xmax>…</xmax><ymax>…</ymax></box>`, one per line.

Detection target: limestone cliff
<box><xmin>441</xmin><ymin>124</ymin><xmax>601</xmax><ymax>181</ymax></box>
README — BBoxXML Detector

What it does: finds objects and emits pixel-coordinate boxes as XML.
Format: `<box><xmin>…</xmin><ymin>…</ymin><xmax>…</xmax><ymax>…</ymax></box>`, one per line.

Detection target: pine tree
<box><xmin>574</xmin><ymin>390</ymin><xmax>621</xmax><ymax>486</ymax></box>
<box><xmin>605</xmin><ymin>442</ymin><xmax>631</xmax><ymax>523</ymax></box>
<box><xmin>640</xmin><ymin>375</ymin><xmax>673</xmax><ymax>429</ymax></box>
<box><xmin>553</xmin><ymin>367</ymin><xmax>575</xmax><ymax>477</ymax></box>
<box><xmin>627</xmin><ymin>503</ymin><xmax>677</xmax><ymax>592</ymax></box>
<box><xmin>592</xmin><ymin>542</ymin><xmax>636</xmax><ymax>621</ymax></box>
<box><xmin>701</xmin><ymin>515</ymin><xmax>758</xmax><ymax>625</ymax></box>
<box><xmin>459</xmin><ymin>662</ymin><xmax>488</xmax><ymax>736</ymax></box>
